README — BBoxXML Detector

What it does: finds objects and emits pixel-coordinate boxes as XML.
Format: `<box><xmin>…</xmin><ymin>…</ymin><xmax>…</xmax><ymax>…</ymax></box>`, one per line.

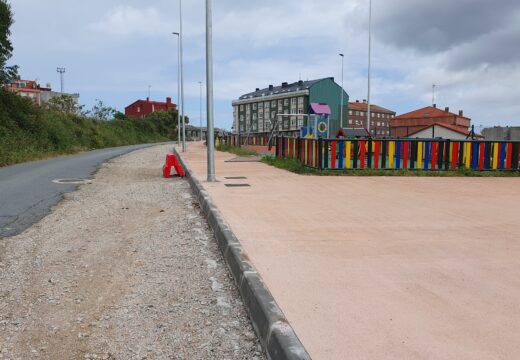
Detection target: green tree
<box><xmin>87</xmin><ymin>99</ymin><xmax>116</xmax><ymax>121</ymax></box>
<box><xmin>43</xmin><ymin>95</ymin><xmax>84</xmax><ymax>115</ymax></box>
<box><xmin>0</xmin><ymin>0</ymin><xmax>18</xmax><ymax>84</ymax></box>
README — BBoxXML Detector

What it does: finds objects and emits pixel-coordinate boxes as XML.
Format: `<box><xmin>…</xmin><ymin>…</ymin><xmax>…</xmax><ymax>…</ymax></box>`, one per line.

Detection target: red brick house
<box><xmin>125</xmin><ymin>97</ymin><xmax>177</xmax><ymax>119</ymax></box>
<box><xmin>347</xmin><ymin>100</ymin><xmax>396</xmax><ymax>138</ymax></box>
<box><xmin>391</xmin><ymin>105</ymin><xmax>471</xmax><ymax>137</ymax></box>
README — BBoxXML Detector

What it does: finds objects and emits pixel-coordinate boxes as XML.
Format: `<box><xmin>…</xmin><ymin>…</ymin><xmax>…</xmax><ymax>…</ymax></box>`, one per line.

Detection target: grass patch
<box><xmin>261</xmin><ymin>156</ymin><xmax>520</xmax><ymax>177</ymax></box>
<box><xmin>215</xmin><ymin>144</ymin><xmax>259</xmax><ymax>156</ymax></box>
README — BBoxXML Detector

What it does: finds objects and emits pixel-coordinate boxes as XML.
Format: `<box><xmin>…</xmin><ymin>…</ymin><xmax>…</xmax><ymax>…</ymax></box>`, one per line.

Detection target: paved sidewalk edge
<box><xmin>173</xmin><ymin>147</ymin><xmax>312</xmax><ymax>360</ymax></box>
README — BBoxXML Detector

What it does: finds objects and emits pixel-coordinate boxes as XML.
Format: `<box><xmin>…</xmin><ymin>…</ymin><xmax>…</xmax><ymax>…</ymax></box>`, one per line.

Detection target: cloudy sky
<box><xmin>8</xmin><ymin>0</ymin><xmax>520</xmax><ymax>130</ymax></box>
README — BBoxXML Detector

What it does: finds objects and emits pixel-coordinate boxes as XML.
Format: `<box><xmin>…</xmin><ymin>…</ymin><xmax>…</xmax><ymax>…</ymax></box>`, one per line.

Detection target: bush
<box><xmin>0</xmin><ymin>89</ymin><xmax>177</xmax><ymax>166</ymax></box>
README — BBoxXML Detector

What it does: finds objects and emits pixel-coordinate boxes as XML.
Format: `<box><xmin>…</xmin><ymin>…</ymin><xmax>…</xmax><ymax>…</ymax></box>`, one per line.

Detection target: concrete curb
<box><xmin>173</xmin><ymin>148</ymin><xmax>312</xmax><ymax>360</ymax></box>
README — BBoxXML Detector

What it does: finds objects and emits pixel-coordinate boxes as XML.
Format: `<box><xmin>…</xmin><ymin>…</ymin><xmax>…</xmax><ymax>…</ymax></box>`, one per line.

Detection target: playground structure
<box><xmin>275</xmin><ymin>136</ymin><xmax>520</xmax><ymax>171</ymax></box>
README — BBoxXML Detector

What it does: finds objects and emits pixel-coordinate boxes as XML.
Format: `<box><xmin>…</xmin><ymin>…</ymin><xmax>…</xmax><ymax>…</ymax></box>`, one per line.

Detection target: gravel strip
<box><xmin>0</xmin><ymin>144</ymin><xmax>265</xmax><ymax>360</ymax></box>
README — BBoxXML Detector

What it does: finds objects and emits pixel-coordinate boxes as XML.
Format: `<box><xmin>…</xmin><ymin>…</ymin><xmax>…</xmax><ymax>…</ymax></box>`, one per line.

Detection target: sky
<box><xmin>8</xmin><ymin>0</ymin><xmax>520</xmax><ymax>130</ymax></box>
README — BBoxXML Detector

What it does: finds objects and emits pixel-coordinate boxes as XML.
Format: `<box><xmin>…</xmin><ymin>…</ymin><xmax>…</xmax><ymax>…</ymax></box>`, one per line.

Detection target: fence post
<box><xmin>281</xmin><ymin>134</ymin><xmax>285</xmax><ymax>158</ymax></box>
<box><xmin>445</xmin><ymin>140</ymin><xmax>451</xmax><ymax>170</ymax></box>
<box><xmin>318</xmin><ymin>137</ymin><xmax>323</xmax><ymax>170</ymax></box>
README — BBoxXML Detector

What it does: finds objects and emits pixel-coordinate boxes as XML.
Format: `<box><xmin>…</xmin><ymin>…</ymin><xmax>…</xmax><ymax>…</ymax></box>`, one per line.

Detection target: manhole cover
<box><xmin>52</xmin><ymin>178</ymin><xmax>92</xmax><ymax>185</ymax></box>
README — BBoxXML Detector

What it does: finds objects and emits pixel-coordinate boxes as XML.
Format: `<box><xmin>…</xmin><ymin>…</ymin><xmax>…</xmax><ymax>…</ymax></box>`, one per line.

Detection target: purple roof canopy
<box><xmin>309</xmin><ymin>102</ymin><xmax>331</xmax><ymax>115</ymax></box>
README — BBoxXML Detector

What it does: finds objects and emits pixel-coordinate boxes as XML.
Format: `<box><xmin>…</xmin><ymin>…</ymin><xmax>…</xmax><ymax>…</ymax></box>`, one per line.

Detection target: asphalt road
<box><xmin>0</xmin><ymin>144</ymin><xmax>165</xmax><ymax>238</ymax></box>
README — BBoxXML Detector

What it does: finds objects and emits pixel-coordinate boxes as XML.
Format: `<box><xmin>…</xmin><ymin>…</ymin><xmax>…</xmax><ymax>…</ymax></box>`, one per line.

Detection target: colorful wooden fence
<box><xmin>223</xmin><ymin>135</ymin><xmax>272</xmax><ymax>147</ymax></box>
<box><xmin>275</xmin><ymin>137</ymin><xmax>520</xmax><ymax>171</ymax></box>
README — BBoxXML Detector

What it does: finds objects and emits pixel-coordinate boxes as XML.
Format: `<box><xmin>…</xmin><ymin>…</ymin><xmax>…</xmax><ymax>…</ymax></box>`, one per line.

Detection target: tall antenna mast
<box><xmin>56</xmin><ymin>67</ymin><xmax>66</xmax><ymax>93</ymax></box>
<box><xmin>432</xmin><ymin>84</ymin><xmax>436</xmax><ymax>106</ymax></box>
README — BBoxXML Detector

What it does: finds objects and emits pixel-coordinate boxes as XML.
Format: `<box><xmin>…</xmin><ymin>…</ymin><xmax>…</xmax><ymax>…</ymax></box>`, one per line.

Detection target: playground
<box><xmin>180</xmin><ymin>141</ymin><xmax>520</xmax><ymax>360</ymax></box>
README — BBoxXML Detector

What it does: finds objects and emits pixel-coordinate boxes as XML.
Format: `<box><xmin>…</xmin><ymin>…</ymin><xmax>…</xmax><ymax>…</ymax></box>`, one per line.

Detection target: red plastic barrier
<box><xmin>163</xmin><ymin>154</ymin><xmax>184</xmax><ymax>178</ymax></box>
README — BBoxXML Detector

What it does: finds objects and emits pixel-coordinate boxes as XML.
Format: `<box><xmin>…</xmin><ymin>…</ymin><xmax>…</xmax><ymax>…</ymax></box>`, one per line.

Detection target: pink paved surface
<box><xmin>180</xmin><ymin>142</ymin><xmax>520</xmax><ymax>360</ymax></box>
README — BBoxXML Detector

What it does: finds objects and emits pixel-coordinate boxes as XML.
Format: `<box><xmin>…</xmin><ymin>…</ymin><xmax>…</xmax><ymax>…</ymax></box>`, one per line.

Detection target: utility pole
<box><xmin>366</xmin><ymin>0</ymin><xmax>372</xmax><ymax>136</ymax></box>
<box><xmin>172</xmin><ymin>32</ymin><xmax>181</xmax><ymax>147</ymax></box>
<box><xmin>179</xmin><ymin>0</ymin><xmax>186</xmax><ymax>152</ymax></box>
<box><xmin>199</xmin><ymin>81</ymin><xmax>203</xmax><ymax>141</ymax></box>
<box><xmin>148</xmin><ymin>85</ymin><xmax>151</xmax><ymax>99</ymax></box>
<box><xmin>206</xmin><ymin>0</ymin><xmax>216</xmax><ymax>182</ymax></box>
<box><xmin>56</xmin><ymin>67</ymin><xmax>66</xmax><ymax>93</ymax></box>
<box><xmin>339</xmin><ymin>53</ymin><xmax>345</xmax><ymax>129</ymax></box>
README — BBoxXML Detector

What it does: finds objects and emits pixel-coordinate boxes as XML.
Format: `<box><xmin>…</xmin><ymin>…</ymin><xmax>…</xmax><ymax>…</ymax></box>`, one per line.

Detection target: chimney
<box><xmin>356</xmin><ymin>100</ymin><xmax>360</xmax><ymax>103</ymax></box>
<box><xmin>444</xmin><ymin>106</ymin><xmax>450</xmax><ymax>112</ymax></box>
<box><xmin>298</xmin><ymin>80</ymin><xmax>303</xmax><ymax>86</ymax></box>
<box><xmin>433</xmin><ymin>104</ymin><xmax>437</xmax><ymax>108</ymax></box>
<box><xmin>363</xmin><ymin>99</ymin><xmax>367</xmax><ymax>103</ymax></box>
<box><xmin>459</xmin><ymin>110</ymin><xmax>463</xmax><ymax>117</ymax></box>
<box><xmin>282</xmin><ymin>82</ymin><xmax>288</xmax><ymax>87</ymax></box>
<box><xmin>269</xmin><ymin>85</ymin><xmax>273</xmax><ymax>90</ymax></box>
<box><xmin>146</xmin><ymin>97</ymin><xmax>150</xmax><ymax>102</ymax></box>
<box><xmin>166</xmin><ymin>97</ymin><xmax>172</xmax><ymax>104</ymax></box>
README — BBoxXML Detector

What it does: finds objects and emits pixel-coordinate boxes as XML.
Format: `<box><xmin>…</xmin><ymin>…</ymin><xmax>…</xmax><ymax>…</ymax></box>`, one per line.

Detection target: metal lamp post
<box><xmin>179</xmin><ymin>0</ymin><xmax>186</xmax><ymax>152</ymax></box>
<box><xmin>199</xmin><ymin>81</ymin><xmax>203</xmax><ymax>141</ymax></box>
<box><xmin>206</xmin><ymin>0</ymin><xmax>216</xmax><ymax>182</ymax></box>
<box><xmin>172</xmin><ymin>32</ymin><xmax>181</xmax><ymax>147</ymax></box>
<box><xmin>367</xmin><ymin>0</ymin><xmax>372</xmax><ymax>135</ymax></box>
<box><xmin>339</xmin><ymin>53</ymin><xmax>344</xmax><ymax>129</ymax></box>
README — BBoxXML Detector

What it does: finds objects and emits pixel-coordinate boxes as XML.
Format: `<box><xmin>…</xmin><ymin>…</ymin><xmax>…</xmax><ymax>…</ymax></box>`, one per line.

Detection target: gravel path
<box><xmin>0</xmin><ymin>144</ymin><xmax>264</xmax><ymax>360</ymax></box>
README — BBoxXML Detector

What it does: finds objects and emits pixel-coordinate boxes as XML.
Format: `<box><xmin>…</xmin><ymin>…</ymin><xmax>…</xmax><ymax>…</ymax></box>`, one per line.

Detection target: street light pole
<box><xmin>199</xmin><ymin>81</ymin><xmax>203</xmax><ymax>141</ymax></box>
<box><xmin>56</xmin><ymin>67</ymin><xmax>65</xmax><ymax>94</ymax></box>
<box><xmin>367</xmin><ymin>0</ymin><xmax>372</xmax><ymax>135</ymax></box>
<box><xmin>339</xmin><ymin>53</ymin><xmax>344</xmax><ymax>129</ymax></box>
<box><xmin>172</xmin><ymin>32</ymin><xmax>181</xmax><ymax>147</ymax></box>
<box><xmin>179</xmin><ymin>0</ymin><xmax>186</xmax><ymax>152</ymax></box>
<box><xmin>206</xmin><ymin>0</ymin><xmax>216</xmax><ymax>182</ymax></box>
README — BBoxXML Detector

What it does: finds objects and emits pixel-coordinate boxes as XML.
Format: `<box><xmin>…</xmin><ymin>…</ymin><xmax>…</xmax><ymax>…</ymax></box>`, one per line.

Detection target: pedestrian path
<box><xmin>181</xmin><ymin>141</ymin><xmax>520</xmax><ymax>360</ymax></box>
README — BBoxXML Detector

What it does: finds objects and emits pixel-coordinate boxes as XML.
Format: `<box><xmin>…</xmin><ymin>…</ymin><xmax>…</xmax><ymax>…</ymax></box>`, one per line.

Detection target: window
<box><xmin>259</xmin><ymin>112</ymin><xmax>263</xmax><ymax>120</ymax></box>
<box><xmin>258</xmin><ymin>103</ymin><xmax>263</xmax><ymax>110</ymax></box>
<box><xmin>371</xmin><ymin>113</ymin><xmax>375</xmax><ymax>118</ymax></box>
<box><xmin>298</xmin><ymin>97</ymin><xmax>304</xmax><ymax>105</ymax></box>
<box><xmin>291</xmin><ymin>98</ymin><xmax>297</xmax><ymax>105</ymax></box>
<box><xmin>377</xmin><ymin>113</ymin><xmax>381</xmax><ymax>118</ymax></box>
<box><xmin>240</xmin><ymin>105</ymin><xmax>244</xmax><ymax>111</ymax></box>
<box><xmin>137</xmin><ymin>106</ymin><xmax>141</xmax><ymax>113</ymax></box>
<box><xmin>272</xmin><ymin>100</ymin><xmax>276</xmax><ymax>107</ymax></box>
<box><xmin>271</xmin><ymin>111</ymin><xmax>276</xmax><ymax>120</ymax></box>
<box><xmin>278</xmin><ymin>100</ymin><xmax>282</xmax><ymax>106</ymax></box>
<box><xmin>298</xmin><ymin>108</ymin><xmax>304</xmax><ymax>114</ymax></box>
<box><xmin>253</xmin><ymin>103</ymin><xmax>257</xmax><ymax>110</ymax></box>
<box><xmin>377</xmin><ymin>122</ymin><xmax>380</xmax><ymax>126</ymax></box>
<box><xmin>265</xmin><ymin>102</ymin><xmax>270</xmax><ymax>108</ymax></box>
<box><xmin>284</xmin><ymin>99</ymin><xmax>289</xmax><ymax>106</ymax></box>
<box><xmin>253</xmin><ymin>113</ymin><xmax>257</xmax><ymax>120</ymax></box>
<box><xmin>298</xmin><ymin>117</ymin><xmax>304</xmax><ymax>127</ymax></box>
<box><xmin>348</xmin><ymin>110</ymin><xmax>353</xmax><ymax>116</ymax></box>
<box><xmin>290</xmin><ymin>118</ymin><xmax>296</xmax><ymax>128</ymax></box>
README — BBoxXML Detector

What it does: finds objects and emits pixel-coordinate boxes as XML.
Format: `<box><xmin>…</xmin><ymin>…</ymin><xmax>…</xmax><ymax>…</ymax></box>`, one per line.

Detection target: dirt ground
<box><xmin>182</xmin><ymin>141</ymin><xmax>520</xmax><ymax>360</ymax></box>
<box><xmin>0</xmin><ymin>144</ymin><xmax>264</xmax><ymax>360</ymax></box>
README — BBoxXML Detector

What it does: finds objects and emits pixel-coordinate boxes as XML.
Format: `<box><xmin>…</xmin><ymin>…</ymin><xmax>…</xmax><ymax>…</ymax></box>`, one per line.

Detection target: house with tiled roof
<box><xmin>391</xmin><ymin>105</ymin><xmax>471</xmax><ymax>138</ymax></box>
<box><xmin>125</xmin><ymin>97</ymin><xmax>177</xmax><ymax>119</ymax></box>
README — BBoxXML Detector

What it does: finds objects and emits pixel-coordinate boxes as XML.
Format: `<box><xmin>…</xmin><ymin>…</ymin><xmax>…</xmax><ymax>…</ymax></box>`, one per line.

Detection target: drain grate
<box><xmin>52</xmin><ymin>178</ymin><xmax>92</xmax><ymax>185</ymax></box>
<box><xmin>224</xmin><ymin>176</ymin><xmax>247</xmax><ymax>180</ymax></box>
<box><xmin>224</xmin><ymin>183</ymin><xmax>251</xmax><ymax>187</ymax></box>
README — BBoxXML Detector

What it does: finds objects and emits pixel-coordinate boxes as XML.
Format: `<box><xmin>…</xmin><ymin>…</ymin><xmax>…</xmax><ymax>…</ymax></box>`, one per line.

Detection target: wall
<box><xmin>408</xmin><ymin>125</ymin><xmax>467</xmax><ymax>140</ymax></box>
<box><xmin>482</xmin><ymin>127</ymin><xmax>520</xmax><ymax>141</ymax></box>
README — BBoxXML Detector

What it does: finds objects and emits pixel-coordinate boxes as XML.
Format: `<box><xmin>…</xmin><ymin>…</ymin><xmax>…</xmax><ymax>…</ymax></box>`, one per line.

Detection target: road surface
<box><xmin>0</xmin><ymin>144</ymin><xmax>158</xmax><ymax>238</ymax></box>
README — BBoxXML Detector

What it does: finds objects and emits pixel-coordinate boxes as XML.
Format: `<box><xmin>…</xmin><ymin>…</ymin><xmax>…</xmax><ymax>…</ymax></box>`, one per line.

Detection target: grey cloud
<box><xmin>373</xmin><ymin>0</ymin><xmax>520</xmax><ymax>53</ymax></box>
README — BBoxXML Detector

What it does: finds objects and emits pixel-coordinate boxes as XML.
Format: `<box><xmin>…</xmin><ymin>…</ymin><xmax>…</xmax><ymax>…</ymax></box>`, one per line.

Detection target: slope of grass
<box><xmin>0</xmin><ymin>90</ymin><xmax>176</xmax><ymax>166</ymax></box>
<box><xmin>215</xmin><ymin>144</ymin><xmax>259</xmax><ymax>156</ymax></box>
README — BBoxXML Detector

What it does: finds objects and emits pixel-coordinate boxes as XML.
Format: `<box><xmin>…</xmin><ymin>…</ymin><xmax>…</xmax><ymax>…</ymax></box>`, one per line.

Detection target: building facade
<box><xmin>482</xmin><ymin>126</ymin><xmax>520</xmax><ymax>141</ymax></box>
<box><xmin>346</xmin><ymin>100</ymin><xmax>395</xmax><ymax>138</ymax></box>
<box><xmin>125</xmin><ymin>97</ymin><xmax>177</xmax><ymax>119</ymax></box>
<box><xmin>232</xmin><ymin>77</ymin><xmax>349</xmax><ymax>136</ymax></box>
<box><xmin>404</xmin><ymin>123</ymin><xmax>479</xmax><ymax>140</ymax></box>
<box><xmin>6</xmin><ymin>77</ymin><xmax>80</xmax><ymax>106</ymax></box>
<box><xmin>391</xmin><ymin>105</ymin><xmax>471</xmax><ymax>138</ymax></box>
